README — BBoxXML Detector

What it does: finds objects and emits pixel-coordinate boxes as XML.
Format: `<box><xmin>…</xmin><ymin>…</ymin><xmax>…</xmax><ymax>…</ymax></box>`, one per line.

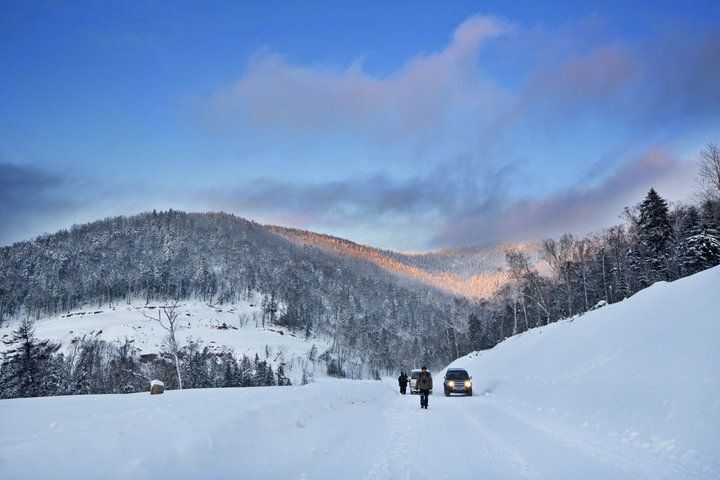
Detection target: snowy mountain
<box><xmin>269</xmin><ymin>225</ymin><xmax>523</xmax><ymax>300</ymax></box>
<box><xmin>0</xmin><ymin>266</ymin><xmax>716</xmax><ymax>479</ymax></box>
<box><xmin>0</xmin><ymin>211</ymin><xmax>478</xmax><ymax>373</ymax></box>
<box><xmin>386</xmin><ymin>241</ymin><xmax>538</xmax><ymax>277</ymax></box>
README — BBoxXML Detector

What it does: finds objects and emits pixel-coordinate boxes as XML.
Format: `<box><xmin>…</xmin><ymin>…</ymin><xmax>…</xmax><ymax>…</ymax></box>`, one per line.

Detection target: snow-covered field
<box><xmin>0</xmin><ymin>295</ymin><xmax>327</xmax><ymax>383</ymax></box>
<box><xmin>1</xmin><ymin>267</ymin><xmax>718</xmax><ymax>479</ymax></box>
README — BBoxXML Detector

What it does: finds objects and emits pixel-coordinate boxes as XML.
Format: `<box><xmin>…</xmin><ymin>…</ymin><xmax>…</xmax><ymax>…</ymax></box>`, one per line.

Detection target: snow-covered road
<box><xmin>0</xmin><ymin>379</ymin><xmax>712</xmax><ymax>480</ymax></box>
<box><xmin>364</xmin><ymin>383</ymin><xmax>706</xmax><ymax>480</ymax></box>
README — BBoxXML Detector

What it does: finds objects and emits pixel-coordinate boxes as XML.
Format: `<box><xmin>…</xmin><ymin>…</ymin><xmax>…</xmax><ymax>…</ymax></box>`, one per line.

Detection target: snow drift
<box><xmin>442</xmin><ymin>265</ymin><xmax>720</xmax><ymax>476</ymax></box>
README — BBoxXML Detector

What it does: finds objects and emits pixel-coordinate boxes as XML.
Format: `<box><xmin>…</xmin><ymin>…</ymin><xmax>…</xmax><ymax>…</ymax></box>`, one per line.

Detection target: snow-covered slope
<box><xmin>441</xmin><ymin>265</ymin><xmax>720</xmax><ymax>475</ymax></box>
<box><xmin>0</xmin><ymin>296</ymin><xmax>328</xmax><ymax>384</ymax></box>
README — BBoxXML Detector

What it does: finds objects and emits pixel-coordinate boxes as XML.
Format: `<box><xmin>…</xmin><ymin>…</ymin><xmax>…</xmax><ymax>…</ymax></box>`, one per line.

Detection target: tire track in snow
<box><xmin>444</xmin><ymin>396</ymin><xmax>541</xmax><ymax>480</ymax></box>
<box><xmin>482</xmin><ymin>398</ymin><xmax>704</xmax><ymax>480</ymax></box>
<box><xmin>365</xmin><ymin>394</ymin><xmax>419</xmax><ymax>480</ymax></box>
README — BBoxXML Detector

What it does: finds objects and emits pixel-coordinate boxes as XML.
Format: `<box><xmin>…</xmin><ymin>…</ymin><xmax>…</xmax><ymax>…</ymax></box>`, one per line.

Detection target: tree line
<box><xmin>0</xmin><ymin>318</ymin><xmax>289</xmax><ymax>400</ymax></box>
<box><xmin>467</xmin><ymin>145</ymin><xmax>720</xmax><ymax>349</ymax></box>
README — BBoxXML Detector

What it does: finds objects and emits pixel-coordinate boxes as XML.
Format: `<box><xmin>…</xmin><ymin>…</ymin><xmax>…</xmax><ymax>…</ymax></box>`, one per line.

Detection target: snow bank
<box><xmin>442</xmin><ymin>265</ymin><xmax>720</xmax><ymax>475</ymax></box>
<box><xmin>0</xmin><ymin>380</ymin><xmax>393</xmax><ymax>479</ymax></box>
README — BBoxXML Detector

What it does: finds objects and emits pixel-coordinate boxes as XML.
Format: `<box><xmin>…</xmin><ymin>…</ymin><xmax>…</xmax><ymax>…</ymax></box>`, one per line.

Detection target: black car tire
<box><xmin>466</xmin><ymin>389</ymin><xmax>472</xmax><ymax>396</ymax></box>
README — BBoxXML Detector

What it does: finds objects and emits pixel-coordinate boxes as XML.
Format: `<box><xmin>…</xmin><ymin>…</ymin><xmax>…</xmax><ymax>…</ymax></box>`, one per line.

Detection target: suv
<box><xmin>409</xmin><ymin>368</ymin><xmax>432</xmax><ymax>395</ymax></box>
<box><xmin>443</xmin><ymin>368</ymin><xmax>472</xmax><ymax>396</ymax></box>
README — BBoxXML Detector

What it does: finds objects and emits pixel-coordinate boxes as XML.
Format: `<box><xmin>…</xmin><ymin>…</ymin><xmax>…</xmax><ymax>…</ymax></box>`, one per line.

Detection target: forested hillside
<box><xmin>269</xmin><ymin>225</ymin><xmax>512</xmax><ymax>300</ymax></box>
<box><xmin>0</xmin><ymin>211</ymin><xmax>473</xmax><ymax>380</ymax></box>
<box><xmin>385</xmin><ymin>242</ymin><xmax>537</xmax><ymax>277</ymax></box>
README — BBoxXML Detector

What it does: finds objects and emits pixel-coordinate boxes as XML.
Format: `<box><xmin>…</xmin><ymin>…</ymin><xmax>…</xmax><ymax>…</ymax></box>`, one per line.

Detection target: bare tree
<box><xmin>572</xmin><ymin>239</ymin><xmax>594</xmax><ymax>311</ymax></box>
<box><xmin>695</xmin><ymin>143</ymin><xmax>720</xmax><ymax>201</ymax></box>
<box><xmin>541</xmin><ymin>234</ymin><xmax>576</xmax><ymax>317</ymax></box>
<box><xmin>143</xmin><ymin>300</ymin><xmax>183</xmax><ymax>389</ymax></box>
<box><xmin>505</xmin><ymin>248</ymin><xmax>549</xmax><ymax>326</ymax></box>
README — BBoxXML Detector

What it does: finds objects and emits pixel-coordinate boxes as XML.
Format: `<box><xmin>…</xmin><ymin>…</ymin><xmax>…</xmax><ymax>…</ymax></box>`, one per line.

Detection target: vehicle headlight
<box><xmin>448</xmin><ymin>381</ymin><xmax>455</xmax><ymax>387</ymax></box>
<box><xmin>464</xmin><ymin>380</ymin><xmax>472</xmax><ymax>388</ymax></box>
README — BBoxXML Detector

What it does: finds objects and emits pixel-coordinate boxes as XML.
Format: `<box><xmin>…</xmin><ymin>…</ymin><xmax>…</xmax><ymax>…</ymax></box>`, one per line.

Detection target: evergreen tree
<box><xmin>304</xmin><ymin>318</ymin><xmax>312</xmax><ymax>339</ymax></box>
<box><xmin>71</xmin><ymin>339</ymin><xmax>107</xmax><ymax>395</ymax></box>
<box><xmin>468</xmin><ymin>313</ymin><xmax>482</xmax><ymax>351</ymax></box>
<box><xmin>633</xmin><ymin>188</ymin><xmax>673</xmax><ymax>285</ymax></box>
<box><xmin>276</xmin><ymin>363</ymin><xmax>290</xmax><ymax>386</ymax></box>
<box><xmin>43</xmin><ymin>352</ymin><xmax>70</xmax><ymax>396</ymax></box>
<box><xmin>196</xmin><ymin>259</ymin><xmax>216</xmax><ymax>302</ymax></box>
<box><xmin>681</xmin><ymin>224</ymin><xmax>720</xmax><ymax>275</ymax></box>
<box><xmin>265</xmin><ymin>363</ymin><xmax>276</xmax><ymax>386</ymax></box>
<box><xmin>108</xmin><ymin>340</ymin><xmax>144</xmax><ymax>394</ymax></box>
<box><xmin>701</xmin><ymin>199</ymin><xmax>720</xmax><ymax>230</ymax></box>
<box><xmin>0</xmin><ymin>319</ymin><xmax>60</xmax><ymax>398</ymax></box>
<box><xmin>239</xmin><ymin>355</ymin><xmax>253</xmax><ymax>386</ymax></box>
<box><xmin>254</xmin><ymin>360</ymin><xmax>267</xmax><ymax>386</ymax></box>
<box><xmin>223</xmin><ymin>356</ymin><xmax>236</xmax><ymax>388</ymax></box>
<box><xmin>182</xmin><ymin>342</ymin><xmax>211</xmax><ymax>389</ymax></box>
<box><xmin>326</xmin><ymin>359</ymin><xmax>342</xmax><ymax>377</ymax></box>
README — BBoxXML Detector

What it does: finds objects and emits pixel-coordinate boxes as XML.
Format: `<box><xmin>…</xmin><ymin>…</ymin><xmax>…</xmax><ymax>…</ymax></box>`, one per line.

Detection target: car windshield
<box><xmin>410</xmin><ymin>372</ymin><xmax>420</xmax><ymax>379</ymax></box>
<box><xmin>445</xmin><ymin>370</ymin><xmax>469</xmax><ymax>380</ymax></box>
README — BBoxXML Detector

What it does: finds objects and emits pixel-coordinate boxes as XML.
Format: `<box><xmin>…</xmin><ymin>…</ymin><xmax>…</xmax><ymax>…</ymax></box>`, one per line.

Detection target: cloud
<box><xmin>195</xmin><ymin>14</ymin><xmax>719</xmax><ymax>250</ymax></box>
<box><xmin>4</xmin><ymin>14</ymin><xmax>716</xmax><ymax>251</ymax></box>
<box><xmin>0</xmin><ymin>162</ymin><xmax>79</xmax><ymax>245</ymax></box>
<box><xmin>0</xmin><ymin>162</ymin><xmax>153</xmax><ymax>246</ymax></box>
<box><xmin>430</xmin><ymin>149</ymin><xmax>696</xmax><ymax>247</ymax></box>
<box><xmin>204</xmin><ymin>147</ymin><xmax>695</xmax><ymax>250</ymax></box>
<box><xmin>203</xmin><ymin>14</ymin><xmax>720</xmax><ymax>178</ymax></box>
<box><xmin>207</xmin><ymin>15</ymin><xmax>509</xmax><ymax>143</ymax></box>
<box><xmin>513</xmin><ymin>29</ymin><xmax>720</xmax><ymax>128</ymax></box>
<box><xmin>0</xmin><ymin>150</ymin><xmax>697</xmax><ymax>251</ymax></box>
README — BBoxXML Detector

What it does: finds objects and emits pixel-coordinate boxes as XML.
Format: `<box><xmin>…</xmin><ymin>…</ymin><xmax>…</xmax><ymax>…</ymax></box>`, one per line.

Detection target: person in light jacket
<box><xmin>417</xmin><ymin>366</ymin><xmax>432</xmax><ymax>409</ymax></box>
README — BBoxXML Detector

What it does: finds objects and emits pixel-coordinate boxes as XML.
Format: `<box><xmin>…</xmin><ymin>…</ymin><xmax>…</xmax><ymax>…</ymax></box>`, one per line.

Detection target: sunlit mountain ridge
<box><xmin>268</xmin><ymin>226</ymin><xmax>538</xmax><ymax>300</ymax></box>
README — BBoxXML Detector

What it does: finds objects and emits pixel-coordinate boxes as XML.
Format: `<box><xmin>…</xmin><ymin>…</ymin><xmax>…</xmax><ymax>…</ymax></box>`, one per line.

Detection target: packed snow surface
<box><xmin>1</xmin><ymin>267</ymin><xmax>718</xmax><ymax>479</ymax></box>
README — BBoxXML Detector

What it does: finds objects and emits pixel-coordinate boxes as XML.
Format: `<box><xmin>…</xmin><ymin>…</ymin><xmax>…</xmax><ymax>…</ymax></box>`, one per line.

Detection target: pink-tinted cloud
<box><xmin>201</xmin><ymin>146</ymin><xmax>697</xmax><ymax>250</ymax></box>
<box><xmin>205</xmin><ymin>14</ymin><xmax>719</xmax><ymax>164</ymax></box>
<box><xmin>207</xmin><ymin>15</ymin><xmax>509</xmax><ymax>141</ymax></box>
<box><xmin>430</xmin><ymin>148</ymin><xmax>696</xmax><ymax>247</ymax></box>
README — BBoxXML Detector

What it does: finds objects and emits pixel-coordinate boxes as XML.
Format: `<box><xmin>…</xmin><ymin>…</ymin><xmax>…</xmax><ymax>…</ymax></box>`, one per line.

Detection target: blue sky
<box><xmin>1</xmin><ymin>0</ymin><xmax>719</xmax><ymax>250</ymax></box>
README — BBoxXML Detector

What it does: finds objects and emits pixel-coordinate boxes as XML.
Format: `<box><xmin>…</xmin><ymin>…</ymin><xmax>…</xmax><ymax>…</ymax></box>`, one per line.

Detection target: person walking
<box><xmin>398</xmin><ymin>371</ymin><xmax>408</xmax><ymax>395</ymax></box>
<box><xmin>417</xmin><ymin>366</ymin><xmax>432</xmax><ymax>409</ymax></box>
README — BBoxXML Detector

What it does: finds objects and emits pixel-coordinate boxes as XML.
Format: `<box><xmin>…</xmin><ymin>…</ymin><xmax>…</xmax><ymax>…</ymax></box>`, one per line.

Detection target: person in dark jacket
<box><xmin>417</xmin><ymin>366</ymin><xmax>433</xmax><ymax>409</ymax></box>
<box><xmin>398</xmin><ymin>371</ymin><xmax>408</xmax><ymax>394</ymax></box>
